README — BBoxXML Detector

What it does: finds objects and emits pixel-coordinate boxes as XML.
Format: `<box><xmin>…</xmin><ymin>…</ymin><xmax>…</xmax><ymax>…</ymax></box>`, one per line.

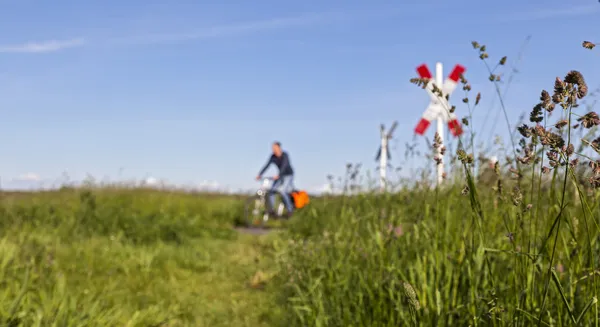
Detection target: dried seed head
<box><xmin>566</xmin><ymin>144</ymin><xmax>574</xmax><ymax>156</ymax></box>
<box><xmin>431</xmin><ymin>84</ymin><xmax>443</xmax><ymax>97</ymax></box>
<box><xmin>589</xmin><ymin>160</ymin><xmax>600</xmax><ymax>175</ymax></box>
<box><xmin>530</xmin><ymin>103</ymin><xmax>544</xmax><ymax>123</ymax></box>
<box><xmin>592</xmin><ymin>137</ymin><xmax>600</xmax><ymax>151</ymax></box>
<box><xmin>554</xmin><ymin>119</ymin><xmax>568</xmax><ymax>129</ymax></box>
<box><xmin>496</xmin><ymin>178</ymin><xmax>503</xmax><ymax>195</ymax></box>
<box><xmin>475</xmin><ymin>92</ymin><xmax>481</xmax><ymax>105</ymax></box>
<box><xmin>450</xmin><ymin>105</ymin><xmax>456</xmax><ymax>113</ymax></box>
<box><xmin>462</xmin><ymin>97</ymin><xmax>469</xmax><ymax>103</ymax></box>
<box><xmin>499</xmin><ymin>56</ymin><xmax>507</xmax><ymax>65</ymax></box>
<box><xmin>577</xmin><ymin>112</ymin><xmax>600</xmax><ymax>129</ymax></box>
<box><xmin>564</xmin><ymin>70</ymin><xmax>588</xmax><ymax>99</ymax></box>
<box><xmin>462</xmin><ymin>117</ymin><xmax>469</xmax><ymax>126</ymax></box>
<box><xmin>517</xmin><ymin>124</ymin><xmax>532</xmax><ymax>138</ymax></box>
<box><xmin>456</xmin><ymin>149</ymin><xmax>474</xmax><ymax>164</ymax></box>
<box><xmin>511</xmin><ymin>187</ymin><xmax>523</xmax><ymax>206</ymax></box>
<box><xmin>410</xmin><ymin>77</ymin><xmax>430</xmax><ymax>89</ymax></box>
<box><xmin>461</xmin><ymin>184</ymin><xmax>469</xmax><ymax>195</ymax></box>
<box><xmin>583</xmin><ymin>41</ymin><xmax>596</xmax><ymax>50</ymax></box>
<box><xmin>569</xmin><ymin>158</ymin><xmax>579</xmax><ymax>168</ymax></box>
<box><xmin>540</xmin><ymin>90</ymin><xmax>555</xmax><ymax>112</ymax></box>
<box><xmin>471</xmin><ymin>41</ymin><xmax>481</xmax><ymax>49</ymax></box>
<box><xmin>433</xmin><ymin>132</ymin><xmax>442</xmax><ymax>148</ymax></box>
<box><xmin>541</xmin><ymin>166</ymin><xmax>551</xmax><ymax>174</ymax></box>
<box><xmin>553</xmin><ymin>77</ymin><xmax>565</xmax><ymax>103</ymax></box>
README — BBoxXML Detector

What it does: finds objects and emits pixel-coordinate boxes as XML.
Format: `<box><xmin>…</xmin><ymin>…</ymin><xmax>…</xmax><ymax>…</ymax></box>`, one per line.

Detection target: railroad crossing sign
<box><xmin>414</xmin><ymin>63</ymin><xmax>465</xmax><ymax>137</ymax></box>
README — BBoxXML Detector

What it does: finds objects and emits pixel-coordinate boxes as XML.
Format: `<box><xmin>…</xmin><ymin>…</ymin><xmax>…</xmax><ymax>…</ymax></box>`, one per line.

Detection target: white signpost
<box><xmin>375</xmin><ymin>121</ymin><xmax>398</xmax><ymax>192</ymax></box>
<box><xmin>414</xmin><ymin>62</ymin><xmax>465</xmax><ymax>185</ymax></box>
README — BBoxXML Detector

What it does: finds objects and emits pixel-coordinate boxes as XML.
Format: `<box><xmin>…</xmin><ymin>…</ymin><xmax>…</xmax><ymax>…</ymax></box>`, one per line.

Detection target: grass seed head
<box><xmin>530</xmin><ymin>103</ymin><xmax>544</xmax><ymax>123</ymax></box>
<box><xmin>577</xmin><ymin>112</ymin><xmax>600</xmax><ymax>128</ymax></box>
<box><xmin>582</xmin><ymin>41</ymin><xmax>596</xmax><ymax>49</ymax></box>
<box><xmin>401</xmin><ymin>281</ymin><xmax>420</xmax><ymax>310</ymax></box>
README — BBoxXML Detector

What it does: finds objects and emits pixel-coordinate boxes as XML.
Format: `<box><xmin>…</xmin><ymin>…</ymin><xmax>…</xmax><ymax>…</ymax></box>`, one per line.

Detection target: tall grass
<box><xmin>272</xmin><ymin>41</ymin><xmax>600</xmax><ymax>326</ymax></box>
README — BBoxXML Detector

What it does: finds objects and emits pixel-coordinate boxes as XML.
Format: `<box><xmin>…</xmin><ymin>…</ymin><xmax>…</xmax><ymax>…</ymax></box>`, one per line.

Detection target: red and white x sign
<box><xmin>414</xmin><ymin>63</ymin><xmax>465</xmax><ymax>137</ymax></box>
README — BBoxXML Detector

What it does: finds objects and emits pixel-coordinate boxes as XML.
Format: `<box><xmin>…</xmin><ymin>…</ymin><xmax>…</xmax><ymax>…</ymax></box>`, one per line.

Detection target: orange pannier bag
<box><xmin>291</xmin><ymin>190</ymin><xmax>310</xmax><ymax>209</ymax></box>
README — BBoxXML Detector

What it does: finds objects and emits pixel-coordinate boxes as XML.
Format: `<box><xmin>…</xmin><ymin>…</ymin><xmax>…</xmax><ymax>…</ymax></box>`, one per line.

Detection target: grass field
<box><xmin>1</xmin><ymin>41</ymin><xmax>599</xmax><ymax>326</ymax></box>
<box><xmin>0</xmin><ymin>188</ymin><xmax>282</xmax><ymax>326</ymax></box>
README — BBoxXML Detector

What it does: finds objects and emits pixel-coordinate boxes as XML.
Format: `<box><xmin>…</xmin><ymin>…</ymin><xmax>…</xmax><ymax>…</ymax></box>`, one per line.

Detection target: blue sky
<box><xmin>0</xmin><ymin>0</ymin><xmax>599</xmax><ymax>192</ymax></box>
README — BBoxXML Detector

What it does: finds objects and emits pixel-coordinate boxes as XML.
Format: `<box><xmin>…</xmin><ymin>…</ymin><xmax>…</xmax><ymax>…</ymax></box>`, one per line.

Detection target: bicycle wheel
<box><xmin>243</xmin><ymin>195</ymin><xmax>268</xmax><ymax>228</ymax></box>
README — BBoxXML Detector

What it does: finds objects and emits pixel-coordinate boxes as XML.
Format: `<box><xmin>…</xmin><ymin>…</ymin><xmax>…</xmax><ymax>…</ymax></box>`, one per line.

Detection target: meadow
<box><xmin>1</xmin><ymin>40</ymin><xmax>599</xmax><ymax>326</ymax></box>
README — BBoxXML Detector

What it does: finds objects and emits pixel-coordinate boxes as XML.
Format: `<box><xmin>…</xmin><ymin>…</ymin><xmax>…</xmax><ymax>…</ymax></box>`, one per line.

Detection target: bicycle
<box><xmin>243</xmin><ymin>177</ymin><xmax>292</xmax><ymax>228</ymax></box>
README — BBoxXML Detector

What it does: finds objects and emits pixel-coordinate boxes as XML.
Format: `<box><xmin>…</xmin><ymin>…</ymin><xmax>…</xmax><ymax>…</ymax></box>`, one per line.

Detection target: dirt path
<box><xmin>234</xmin><ymin>226</ymin><xmax>283</xmax><ymax>236</ymax></box>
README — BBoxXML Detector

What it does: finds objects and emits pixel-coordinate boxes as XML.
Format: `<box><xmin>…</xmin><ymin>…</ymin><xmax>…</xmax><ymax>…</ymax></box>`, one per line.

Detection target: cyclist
<box><xmin>256</xmin><ymin>141</ymin><xmax>295</xmax><ymax>218</ymax></box>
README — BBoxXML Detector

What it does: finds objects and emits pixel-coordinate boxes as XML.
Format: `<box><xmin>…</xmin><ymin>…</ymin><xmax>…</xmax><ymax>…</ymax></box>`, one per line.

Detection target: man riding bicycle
<box><xmin>256</xmin><ymin>141</ymin><xmax>295</xmax><ymax>218</ymax></box>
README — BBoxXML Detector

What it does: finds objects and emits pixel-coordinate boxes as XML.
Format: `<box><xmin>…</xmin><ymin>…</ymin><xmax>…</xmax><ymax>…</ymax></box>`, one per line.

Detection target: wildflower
<box><xmin>393</xmin><ymin>226</ymin><xmax>404</xmax><ymax>238</ymax></box>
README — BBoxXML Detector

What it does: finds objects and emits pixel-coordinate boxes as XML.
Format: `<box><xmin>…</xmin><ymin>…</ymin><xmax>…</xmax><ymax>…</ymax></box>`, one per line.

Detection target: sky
<box><xmin>0</xmin><ymin>0</ymin><xmax>599</xmax><ymax>193</ymax></box>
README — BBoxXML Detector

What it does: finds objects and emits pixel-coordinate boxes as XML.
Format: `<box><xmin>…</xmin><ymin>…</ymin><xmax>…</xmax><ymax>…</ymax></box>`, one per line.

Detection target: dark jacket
<box><xmin>259</xmin><ymin>152</ymin><xmax>294</xmax><ymax>176</ymax></box>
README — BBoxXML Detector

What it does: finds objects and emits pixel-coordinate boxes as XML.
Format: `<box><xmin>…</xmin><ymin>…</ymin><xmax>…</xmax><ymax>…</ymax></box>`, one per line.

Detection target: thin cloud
<box><xmin>503</xmin><ymin>4</ymin><xmax>600</xmax><ymax>22</ymax></box>
<box><xmin>110</xmin><ymin>12</ymin><xmax>348</xmax><ymax>45</ymax></box>
<box><xmin>0</xmin><ymin>38</ymin><xmax>85</xmax><ymax>53</ymax></box>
